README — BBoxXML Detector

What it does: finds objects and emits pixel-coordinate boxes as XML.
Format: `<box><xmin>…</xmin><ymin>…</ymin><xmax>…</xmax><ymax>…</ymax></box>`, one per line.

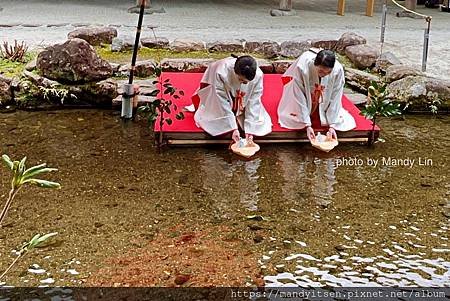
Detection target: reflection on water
<box><xmin>200</xmin><ymin>152</ymin><xmax>262</xmax><ymax>214</ymax></box>
<box><xmin>0</xmin><ymin>110</ymin><xmax>448</xmax><ymax>287</ymax></box>
<box><xmin>278</xmin><ymin>153</ymin><xmax>337</xmax><ymax>208</ymax></box>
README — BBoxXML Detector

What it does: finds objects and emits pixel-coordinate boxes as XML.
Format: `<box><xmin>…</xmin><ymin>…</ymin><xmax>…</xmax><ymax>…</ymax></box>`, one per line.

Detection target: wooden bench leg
<box><xmin>338</xmin><ymin>0</ymin><xmax>346</xmax><ymax>15</ymax></box>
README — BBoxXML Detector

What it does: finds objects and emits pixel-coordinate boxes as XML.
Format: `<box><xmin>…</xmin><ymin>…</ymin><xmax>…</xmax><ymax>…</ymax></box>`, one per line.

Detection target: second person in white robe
<box><xmin>277</xmin><ymin>49</ymin><xmax>356</xmax><ymax>141</ymax></box>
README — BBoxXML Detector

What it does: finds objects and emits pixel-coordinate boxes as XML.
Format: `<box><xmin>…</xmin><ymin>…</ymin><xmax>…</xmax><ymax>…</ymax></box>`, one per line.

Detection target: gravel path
<box><xmin>0</xmin><ymin>0</ymin><xmax>449</xmax><ymax>78</ymax></box>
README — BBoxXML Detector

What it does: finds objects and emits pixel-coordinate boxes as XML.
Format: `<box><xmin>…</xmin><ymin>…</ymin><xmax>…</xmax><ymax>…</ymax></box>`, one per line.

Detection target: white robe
<box><xmin>193</xmin><ymin>57</ymin><xmax>272</xmax><ymax>137</ymax></box>
<box><xmin>277</xmin><ymin>51</ymin><xmax>356</xmax><ymax>131</ymax></box>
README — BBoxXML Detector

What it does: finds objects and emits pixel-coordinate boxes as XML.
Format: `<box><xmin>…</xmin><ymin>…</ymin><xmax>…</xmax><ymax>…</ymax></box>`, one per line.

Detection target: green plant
<box><xmin>0</xmin><ymin>40</ymin><xmax>28</xmax><ymax>62</ymax></box>
<box><xmin>137</xmin><ymin>65</ymin><xmax>185</xmax><ymax>146</ymax></box>
<box><xmin>0</xmin><ymin>155</ymin><xmax>60</xmax><ymax>227</ymax></box>
<box><xmin>0</xmin><ymin>232</ymin><xmax>57</xmax><ymax>280</ymax></box>
<box><xmin>360</xmin><ymin>81</ymin><xmax>401</xmax><ymax>145</ymax></box>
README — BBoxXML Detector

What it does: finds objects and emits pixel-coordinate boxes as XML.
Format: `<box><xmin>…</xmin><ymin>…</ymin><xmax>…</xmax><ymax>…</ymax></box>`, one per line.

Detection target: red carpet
<box><xmin>154</xmin><ymin>73</ymin><xmax>379</xmax><ymax>134</ymax></box>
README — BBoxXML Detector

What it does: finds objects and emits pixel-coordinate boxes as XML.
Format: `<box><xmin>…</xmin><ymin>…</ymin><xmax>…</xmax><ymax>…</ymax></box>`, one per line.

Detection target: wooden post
<box><xmin>136</xmin><ymin>0</ymin><xmax>150</xmax><ymax>8</ymax></box>
<box><xmin>337</xmin><ymin>0</ymin><xmax>345</xmax><ymax>15</ymax></box>
<box><xmin>366</xmin><ymin>0</ymin><xmax>375</xmax><ymax>16</ymax></box>
<box><xmin>280</xmin><ymin>0</ymin><xmax>292</xmax><ymax>11</ymax></box>
<box><xmin>405</xmin><ymin>0</ymin><xmax>417</xmax><ymax>10</ymax></box>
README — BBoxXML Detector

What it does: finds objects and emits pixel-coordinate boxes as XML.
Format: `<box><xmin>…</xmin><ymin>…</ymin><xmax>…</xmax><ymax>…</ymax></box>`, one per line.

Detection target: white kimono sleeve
<box><xmin>215</xmin><ymin>74</ymin><xmax>238</xmax><ymax>131</ymax></box>
<box><xmin>292</xmin><ymin>73</ymin><xmax>312</xmax><ymax>128</ymax></box>
<box><xmin>243</xmin><ymin>76</ymin><xmax>264</xmax><ymax>135</ymax></box>
<box><xmin>325</xmin><ymin>70</ymin><xmax>345</xmax><ymax>128</ymax></box>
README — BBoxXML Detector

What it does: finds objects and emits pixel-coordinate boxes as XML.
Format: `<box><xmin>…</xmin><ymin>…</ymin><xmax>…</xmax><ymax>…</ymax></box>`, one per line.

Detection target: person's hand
<box><xmin>232</xmin><ymin>129</ymin><xmax>241</xmax><ymax>143</ymax></box>
<box><xmin>327</xmin><ymin>127</ymin><xmax>337</xmax><ymax>140</ymax></box>
<box><xmin>306</xmin><ymin>126</ymin><xmax>316</xmax><ymax>142</ymax></box>
<box><xmin>245</xmin><ymin>133</ymin><xmax>255</xmax><ymax>146</ymax></box>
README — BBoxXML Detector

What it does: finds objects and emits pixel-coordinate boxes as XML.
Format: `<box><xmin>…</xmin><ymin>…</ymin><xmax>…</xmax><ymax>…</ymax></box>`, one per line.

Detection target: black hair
<box><xmin>314</xmin><ymin>50</ymin><xmax>336</xmax><ymax>69</ymax></box>
<box><xmin>233</xmin><ymin>55</ymin><xmax>257</xmax><ymax>81</ymax></box>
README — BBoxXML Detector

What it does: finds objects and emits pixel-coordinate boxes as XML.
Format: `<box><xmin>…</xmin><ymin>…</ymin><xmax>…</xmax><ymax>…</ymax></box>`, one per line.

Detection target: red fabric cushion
<box><xmin>155</xmin><ymin>73</ymin><xmax>378</xmax><ymax>133</ymax></box>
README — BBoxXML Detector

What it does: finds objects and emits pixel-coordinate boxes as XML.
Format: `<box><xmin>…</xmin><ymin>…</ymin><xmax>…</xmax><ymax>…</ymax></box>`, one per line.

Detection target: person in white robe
<box><xmin>192</xmin><ymin>56</ymin><xmax>272</xmax><ymax>143</ymax></box>
<box><xmin>277</xmin><ymin>49</ymin><xmax>356</xmax><ymax>141</ymax></box>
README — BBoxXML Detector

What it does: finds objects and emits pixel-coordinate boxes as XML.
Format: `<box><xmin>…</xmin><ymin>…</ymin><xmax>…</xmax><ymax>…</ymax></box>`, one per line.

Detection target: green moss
<box><xmin>95</xmin><ymin>45</ymin><xmax>265</xmax><ymax>64</ymax></box>
<box><xmin>0</xmin><ymin>52</ymin><xmax>36</xmax><ymax>78</ymax></box>
<box><xmin>337</xmin><ymin>53</ymin><xmax>355</xmax><ymax>70</ymax></box>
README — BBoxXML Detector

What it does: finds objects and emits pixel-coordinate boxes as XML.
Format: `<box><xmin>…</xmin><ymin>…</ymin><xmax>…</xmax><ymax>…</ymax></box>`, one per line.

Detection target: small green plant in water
<box><xmin>360</xmin><ymin>81</ymin><xmax>401</xmax><ymax>145</ymax></box>
<box><xmin>0</xmin><ymin>232</ymin><xmax>57</xmax><ymax>281</ymax></box>
<box><xmin>0</xmin><ymin>155</ymin><xmax>61</xmax><ymax>227</ymax></box>
<box><xmin>137</xmin><ymin>65</ymin><xmax>185</xmax><ymax>146</ymax></box>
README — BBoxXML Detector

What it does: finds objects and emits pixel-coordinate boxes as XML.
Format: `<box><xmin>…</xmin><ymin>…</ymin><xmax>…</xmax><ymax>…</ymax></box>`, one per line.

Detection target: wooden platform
<box><xmin>155</xmin><ymin>73</ymin><xmax>380</xmax><ymax>145</ymax></box>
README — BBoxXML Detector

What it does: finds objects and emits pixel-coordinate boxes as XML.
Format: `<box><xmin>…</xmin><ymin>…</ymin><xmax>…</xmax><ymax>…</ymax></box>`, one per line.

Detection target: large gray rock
<box><xmin>73</xmin><ymin>79</ymin><xmax>119</xmax><ymax>107</ymax></box>
<box><xmin>375</xmin><ymin>52</ymin><xmax>401</xmax><ymax>73</ymax></box>
<box><xmin>0</xmin><ymin>76</ymin><xmax>12</xmax><ymax>105</ymax></box>
<box><xmin>279</xmin><ymin>40</ymin><xmax>312</xmax><ymax>58</ymax></box>
<box><xmin>245</xmin><ymin>41</ymin><xmax>280</xmax><ymax>58</ymax></box>
<box><xmin>207</xmin><ymin>40</ymin><xmax>244</xmax><ymax>52</ymax></box>
<box><xmin>36</xmin><ymin>38</ymin><xmax>113</xmax><ymax>83</ymax></box>
<box><xmin>67</xmin><ymin>27</ymin><xmax>117</xmax><ymax>46</ymax></box>
<box><xmin>160</xmin><ymin>58</ymin><xmax>215</xmax><ymax>73</ymax></box>
<box><xmin>385</xmin><ymin>64</ymin><xmax>422</xmax><ymax>83</ymax></box>
<box><xmin>272</xmin><ymin>60</ymin><xmax>294</xmax><ymax>74</ymax></box>
<box><xmin>335</xmin><ymin>32</ymin><xmax>366</xmax><ymax>54</ymax></box>
<box><xmin>111</xmin><ymin>36</ymin><xmax>142</xmax><ymax>52</ymax></box>
<box><xmin>344</xmin><ymin>67</ymin><xmax>380</xmax><ymax>94</ymax></box>
<box><xmin>118</xmin><ymin>60</ymin><xmax>156</xmax><ymax>78</ymax></box>
<box><xmin>169</xmin><ymin>39</ymin><xmax>205</xmax><ymax>52</ymax></box>
<box><xmin>345</xmin><ymin>44</ymin><xmax>380</xmax><ymax>69</ymax></box>
<box><xmin>22</xmin><ymin>70</ymin><xmax>60</xmax><ymax>88</ymax></box>
<box><xmin>115</xmin><ymin>79</ymin><xmax>157</xmax><ymax>96</ymax></box>
<box><xmin>311</xmin><ymin>39</ymin><xmax>338</xmax><ymax>50</ymax></box>
<box><xmin>141</xmin><ymin>37</ymin><xmax>169</xmax><ymax>49</ymax></box>
<box><xmin>388</xmin><ymin>76</ymin><xmax>450</xmax><ymax>110</ymax></box>
<box><xmin>256</xmin><ymin>59</ymin><xmax>275</xmax><ymax>74</ymax></box>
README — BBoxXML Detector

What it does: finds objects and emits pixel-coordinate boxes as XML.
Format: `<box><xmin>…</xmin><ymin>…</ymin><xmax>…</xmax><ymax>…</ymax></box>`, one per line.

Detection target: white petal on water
<box><xmin>40</xmin><ymin>278</ymin><xmax>55</xmax><ymax>284</ymax></box>
<box><xmin>432</xmin><ymin>248</ymin><xmax>450</xmax><ymax>253</ymax></box>
<box><xmin>67</xmin><ymin>269</ymin><xmax>79</xmax><ymax>275</ymax></box>
<box><xmin>28</xmin><ymin>268</ymin><xmax>46</xmax><ymax>274</ymax></box>
<box><xmin>295</xmin><ymin>240</ymin><xmax>307</xmax><ymax>247</ymax></box>
<box><xmin>393</xmin><ymin>245</ymin><xmax>408</xmax><ymax>253</ymax></box>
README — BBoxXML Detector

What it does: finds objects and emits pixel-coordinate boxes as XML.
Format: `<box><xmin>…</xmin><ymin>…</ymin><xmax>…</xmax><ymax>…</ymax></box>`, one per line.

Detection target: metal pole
<box><xmin>380</xmin><ymin>1</ymin><xmax>387</xmax><ymax>43</ymax></box>
<box><xmin>121</xmin><ymin>0</ymin><xmax>146</xmax><ymax>119</ymax></box>
<box><xmin>422</xmin><ymin>17</ymin><xmax>431</xmax><ymax>72</ymax></box>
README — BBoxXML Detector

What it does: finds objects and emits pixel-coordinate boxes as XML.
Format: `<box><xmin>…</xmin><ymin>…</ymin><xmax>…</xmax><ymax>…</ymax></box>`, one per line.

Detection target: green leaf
<box><xmin>26</xmin><ymin>234</ymin><xmax>41</xmax><ymax>250</ymax></box>
<box><xmin>2</xmin><ymin>154</ymin><xmax>14</xmax><ymax>170</ymax></box>
<box><xmin>23</xmin><ymin>167</ymin><xmax>57</xmax><ymax>180</ymax></box>
<box><xmin>35</xmin><ymin>232</ymin><xmax>58</xmax><ymax>245</ymax></box>
<box><xmin>149</xmin><ymin>89</ymin><xmax>160</xmax><ymax>97</ymax></box>
<box><xmin>18</xmin><ymin>157</ymin><xmax>27</xmax><ymax>175</ymax></box>
<box><xmin>24</xmin><ymin>179</ymin><xmax>61</xmax><ymax>189</ymax></box>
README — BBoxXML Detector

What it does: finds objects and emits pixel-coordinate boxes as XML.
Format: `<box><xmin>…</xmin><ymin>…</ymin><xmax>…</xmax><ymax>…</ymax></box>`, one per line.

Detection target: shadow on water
<box><xmin>0</xmin><ymin>110</ymin><xmax>448</xmax><ymax>287</ymax></box>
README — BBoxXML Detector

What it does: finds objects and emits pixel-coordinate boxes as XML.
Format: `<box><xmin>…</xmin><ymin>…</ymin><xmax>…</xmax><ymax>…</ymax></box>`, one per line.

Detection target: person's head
<box><xmin>314</xmin><ymin>50</ymin><xmax>336</xmax><ymax>78</ymax></box>
<box><xmin>234</xmin><ymin>55</ymin><xmax>257</xmax><ymax>84</ymax></box>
